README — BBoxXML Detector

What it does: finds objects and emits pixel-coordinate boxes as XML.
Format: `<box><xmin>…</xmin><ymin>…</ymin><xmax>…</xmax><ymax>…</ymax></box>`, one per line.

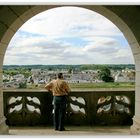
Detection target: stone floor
<box><xmin>7</xmin><ymin>126</ymin><xmax>132</xmax><ymax>136</ymax></box>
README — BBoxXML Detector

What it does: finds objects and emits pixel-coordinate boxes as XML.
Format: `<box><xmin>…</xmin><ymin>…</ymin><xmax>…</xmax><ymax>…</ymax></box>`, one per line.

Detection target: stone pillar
<box><xmin>131</xmin><ymin>116</ymin><xmax>140</xmax><ymax>135</ymax></box>
<box><xmin>0</xmin><ymin>74</ymin><xmax>9</xmax><ymax>134</ymax></box>
<box><xmin>0</xmin><ymin>51</ymin><xmax>9</xmax><ymax>134</ymax></box>
<box><xmin>130</xmin><ymin>81</ymin><xmax>140</xmax><ymax>134</ymax></box>
<box><xmin>129</xmin><ymin>37</ymin><xmax>140</xmax><ymax>134</ymax></box>
<box><xmin>0</xmin><ymin>93</ymin><xmax>9</xmax><ymax>135</ymax></box>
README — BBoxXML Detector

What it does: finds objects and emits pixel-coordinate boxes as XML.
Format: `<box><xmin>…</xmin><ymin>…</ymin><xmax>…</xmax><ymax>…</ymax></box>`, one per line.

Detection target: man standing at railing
<box><xmin>45</xmin><ymin>73</ymin><xmax>71</xmax><ymax>131</ymax></box>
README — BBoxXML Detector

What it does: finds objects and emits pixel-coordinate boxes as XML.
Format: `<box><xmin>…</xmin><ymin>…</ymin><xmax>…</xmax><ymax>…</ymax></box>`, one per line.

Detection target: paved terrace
<box><xmin>8</xmin><ymin>126</ymin><xmax>131</xmax><ymax>136</ymax></box>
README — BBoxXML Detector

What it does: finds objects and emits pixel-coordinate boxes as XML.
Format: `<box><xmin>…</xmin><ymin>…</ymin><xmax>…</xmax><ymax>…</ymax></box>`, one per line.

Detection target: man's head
<box><xmin>57</xmin><ymin>73</ymin><xmax>63</xmax><ymax>79</ymax></box>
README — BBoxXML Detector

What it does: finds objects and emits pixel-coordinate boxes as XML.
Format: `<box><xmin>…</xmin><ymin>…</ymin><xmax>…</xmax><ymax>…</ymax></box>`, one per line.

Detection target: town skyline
<box><xmin>3</xmin><ymin>63</ymin><xmax>135</xmax><ymax>90</ymax></box>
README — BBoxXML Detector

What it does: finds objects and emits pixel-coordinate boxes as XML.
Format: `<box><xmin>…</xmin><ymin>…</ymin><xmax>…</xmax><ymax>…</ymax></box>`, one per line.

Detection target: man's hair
<box><xmin>58</xmin><ymin>73</ymin><xmax>63</xmax><ymax>79</ymax></box>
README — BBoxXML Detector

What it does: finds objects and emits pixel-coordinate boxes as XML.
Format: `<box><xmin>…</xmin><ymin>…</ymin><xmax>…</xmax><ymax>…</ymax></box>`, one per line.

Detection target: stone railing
<box><xmin>3</xmin><ymin>89</ymin><xmax>135</xmax><ymax>126</ymax></box>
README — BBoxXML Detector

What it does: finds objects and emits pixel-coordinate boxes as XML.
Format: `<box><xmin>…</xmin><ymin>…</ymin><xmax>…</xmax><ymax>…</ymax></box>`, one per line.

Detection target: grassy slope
<box><xmin>27</xmin><ymin>82</ymin><xmax>135</xmax><ymax>90</ymax></box>
<box><xmin>69</xmin><ymin>82</ymin><xmax>135</xmax><ymax>89</ymax></box>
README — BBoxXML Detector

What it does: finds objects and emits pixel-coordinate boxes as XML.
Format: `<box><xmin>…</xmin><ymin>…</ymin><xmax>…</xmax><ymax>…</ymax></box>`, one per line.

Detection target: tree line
<box><xmin>3</xmin><ymin>64</ymin><xmax>135</xmax><ymax>71</ymax></box>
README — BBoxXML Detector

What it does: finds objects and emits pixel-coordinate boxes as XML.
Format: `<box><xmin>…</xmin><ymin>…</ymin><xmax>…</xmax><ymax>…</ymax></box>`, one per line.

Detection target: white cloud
<box><xmin>20</xmin><ymin>7</ymin><xmax>121</xmax><ymax>38</ymax></box>
<box><xmin>4</xmin><ymin>6</ymin><xmax>134</xmax><ymax>65</ymax></box>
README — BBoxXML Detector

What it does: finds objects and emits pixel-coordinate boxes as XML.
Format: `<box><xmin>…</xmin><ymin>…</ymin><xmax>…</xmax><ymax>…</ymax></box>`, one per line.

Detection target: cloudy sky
<box><xmin>4</xmin><ymin>6</ymin><xmax>134</xmax><ymax>65</ymax></box>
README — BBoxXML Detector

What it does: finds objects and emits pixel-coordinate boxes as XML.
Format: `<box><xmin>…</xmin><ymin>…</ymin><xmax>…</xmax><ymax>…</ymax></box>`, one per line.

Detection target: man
<box><xmin>45</xmin><ymin>73</ymin><xmax>71</xmax><ymax>131</ymax></box>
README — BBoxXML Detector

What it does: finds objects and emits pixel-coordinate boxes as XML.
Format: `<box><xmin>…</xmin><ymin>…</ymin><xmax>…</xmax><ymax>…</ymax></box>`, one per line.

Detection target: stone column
<box><xmin>0</xmin><ymin>50</ymin><xmax>9</xmax><ymax>134</ymax></box>
<box><xmin>130</xmin><ymin>49</ymin><xmax>140</xmax><ymax>134</ymax></box>
<box><xmin>131</xmin><ymin>116</ymin><xmax>140</xmax><ymax>134</ymax></box>
<box><xmin>130</xmin><ymin>79</ymin><xmax>140</xmax><ymax>134</ymax></box>
<box><xmin>0</xmin><ymin>89</ymin><xmax>9</xmax><ymax>134</ymax></box>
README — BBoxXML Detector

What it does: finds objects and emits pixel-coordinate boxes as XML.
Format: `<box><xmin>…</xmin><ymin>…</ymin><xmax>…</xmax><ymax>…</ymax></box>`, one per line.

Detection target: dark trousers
<box><xmin>53</xmin><ymin>96</ymin><xmax>67</xmax><ymax>130</ymax></box>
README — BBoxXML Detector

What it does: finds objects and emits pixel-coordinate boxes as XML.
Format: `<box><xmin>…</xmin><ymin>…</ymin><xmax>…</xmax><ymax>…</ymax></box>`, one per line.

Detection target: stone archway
<box><xmin>0</xmin><ymin>5</ymin><xmax>140</xmax><ymax>134</ymax></box>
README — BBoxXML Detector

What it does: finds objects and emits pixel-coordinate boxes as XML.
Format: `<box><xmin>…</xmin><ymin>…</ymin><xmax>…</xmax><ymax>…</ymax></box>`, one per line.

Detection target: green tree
<box><xmin>18</xmin><ymin>82</ymin><xmax>27</xmax><ymax>88</ymax></box>
<box><xmin>68</xmin><ymin>68</ymin><xmax>73</xmax><ymax>74</ymax></box>
<box><xmin>23</xmin><ymin>71</ymin><xmax>31</xmax><ymax>78</ymax></box>
<box><xmin>3</xmin><ymin>79</ymin><xmax>9</xmax><ymax>82</ymax></box>
<box><xmin>98</xmin><ymin>66</ymin><xmax>114</xmax><ymax>82</ymax></box>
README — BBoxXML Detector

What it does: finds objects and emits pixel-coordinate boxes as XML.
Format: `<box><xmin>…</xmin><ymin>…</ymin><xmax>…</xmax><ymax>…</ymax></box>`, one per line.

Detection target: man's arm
<box><xmin>45</xmin><ymin>82</ymin><xmax>52</xmax><ymax>92</ymax></box>
<box><xmin>64</xmin><ymin>82</ymin><xmax>71</xmax><ymax>93</ymax></box>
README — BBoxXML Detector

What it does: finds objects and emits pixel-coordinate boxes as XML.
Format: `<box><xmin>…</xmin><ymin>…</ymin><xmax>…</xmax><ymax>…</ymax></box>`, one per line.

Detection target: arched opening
<box><xmin>4</xmin><ymin>6</ymin><xmax>134</xmax><ymax>65</ymax></box>
<box><xmin>0</xmin><ymin>5</ymin><xmax>139</xmax><ymax>134</ymax></box>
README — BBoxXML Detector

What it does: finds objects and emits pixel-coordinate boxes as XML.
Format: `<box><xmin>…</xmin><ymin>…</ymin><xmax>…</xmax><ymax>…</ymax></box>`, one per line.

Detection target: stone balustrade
<box><xmin>3</xmin><ymin>89</ymin><xmax>135</xmax><ymax>126</ymax></box>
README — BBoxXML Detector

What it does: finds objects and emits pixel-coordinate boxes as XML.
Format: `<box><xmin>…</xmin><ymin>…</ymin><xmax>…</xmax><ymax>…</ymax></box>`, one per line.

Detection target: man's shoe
<box><xmin>59</xmin><ymin>127</ymin><xmax>65</xmax><ymax>131</ymax></box>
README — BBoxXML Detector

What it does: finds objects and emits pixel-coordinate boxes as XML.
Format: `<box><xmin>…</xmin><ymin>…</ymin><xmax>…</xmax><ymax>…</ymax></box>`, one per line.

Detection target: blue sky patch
<box><xmin>71</xmin><ymin>25</ymin><xmax>94</xmax><ymax>32</ymax></box>
<box><xmin>18</xmin><ymin>30</ymin><xmax>46</xmax><ymax>38</ymax></box>
<box><xmin>113</xmin><ymin>35</ymin><xmax>129</xmax><ymax>47</ymax></box>
<box><xmin>56</xmin><ymin>37</ymin><xmax>89</xmax><ymax>47</ymax></box>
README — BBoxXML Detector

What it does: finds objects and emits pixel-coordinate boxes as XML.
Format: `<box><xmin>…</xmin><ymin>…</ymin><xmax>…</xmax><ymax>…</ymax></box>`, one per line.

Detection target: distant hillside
<box><xmin>3</xmin><ymin>64</ymin><xmax>135</xmax><ymax>71</ymax></box>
